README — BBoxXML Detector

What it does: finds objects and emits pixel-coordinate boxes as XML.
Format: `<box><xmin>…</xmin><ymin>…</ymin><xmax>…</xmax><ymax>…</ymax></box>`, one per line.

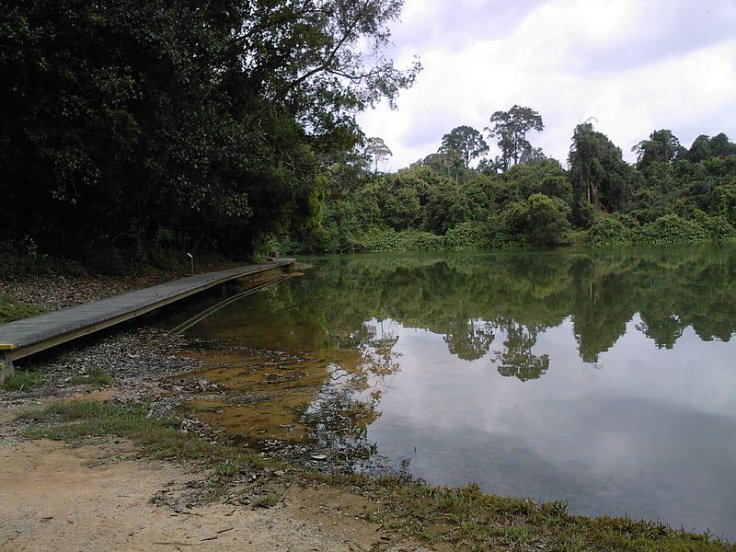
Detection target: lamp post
<box><xmin>186</xmin><ymin>252</ymin><xmax>193</xmax><ymax>274</ymax></box>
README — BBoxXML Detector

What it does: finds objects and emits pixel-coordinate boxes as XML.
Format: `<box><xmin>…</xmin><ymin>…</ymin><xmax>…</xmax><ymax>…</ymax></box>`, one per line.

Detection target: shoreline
<box><xmin>1</xmin><ymin>272</ymin><xmax>733</xmax><ymax>551</ymax></box>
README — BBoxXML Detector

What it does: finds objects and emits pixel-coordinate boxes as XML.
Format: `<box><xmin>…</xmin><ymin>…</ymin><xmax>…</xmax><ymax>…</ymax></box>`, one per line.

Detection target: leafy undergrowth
<box><xmin>318</xmin><ymin>473</ymin><xmax>736</xmax><ymax>552</ymax></box>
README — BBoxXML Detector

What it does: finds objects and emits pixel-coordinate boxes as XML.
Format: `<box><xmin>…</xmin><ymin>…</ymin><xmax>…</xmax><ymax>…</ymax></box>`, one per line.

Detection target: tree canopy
<box><xmin>486</xmin><ymin>105</ymin><xmax>544</xmax><ymax>172</ymax></box>
<box><xmin>439</xmin><ymin>125</ymin><xmax>489</xmax><ymax>168</ymax></box>
<box><xmin>0</xmin><ymin>0</ymin><xmax>419</xmax><ymax>263</ymax></box>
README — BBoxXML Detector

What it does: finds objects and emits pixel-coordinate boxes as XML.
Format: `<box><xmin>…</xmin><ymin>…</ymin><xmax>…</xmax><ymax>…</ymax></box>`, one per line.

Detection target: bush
<box><xmin>632</xmin><ymin>214</ymin><xmax>710</xmax><ymax>244</ymax></box>
<box><xmin>347</xmin><ymin>227</ymin><xmax>445</xmax><ymax>253</ymax></box>
<box><xmin>503</xmin><ymin>194</ymin><xmax>571</xmax><ymax>247</ymax></box>
<box><xmin>395</xmin><ymin>230</ymin><xmax>444</xmax><ymax>251</ymax></box>
<box><xmin>692</xmin><ymin>211</ymin><xmax>736</xmax><ymax>240</ymax></box>
<box><xmin>0</xmin><ymin>241</ymin><xmax>85</xmax><ymax>277</ymax></box>
<box><xmin>586</xmin><ymin>216</ymin><xmax>632</xmax><ymax>246</ymax></box>
<box><xmin>355</xmin><ymin>227</ymin><xmax>401</xmax><ymax>252</ymax></box>
<box><xmin>444</xmin><ymin>222</ymin><xmax>489</xmax><ymax>250</ymax></box>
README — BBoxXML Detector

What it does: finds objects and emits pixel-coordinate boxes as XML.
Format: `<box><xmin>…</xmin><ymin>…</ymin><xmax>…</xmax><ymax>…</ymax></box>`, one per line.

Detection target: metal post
<box><xmin>186</xmin><ymin>252</ymin><xmax>194</xmax><ymax>274</ymax></box>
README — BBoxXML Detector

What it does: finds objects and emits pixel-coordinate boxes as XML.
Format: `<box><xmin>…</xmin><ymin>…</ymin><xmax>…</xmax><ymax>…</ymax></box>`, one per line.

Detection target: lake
<box><xmin>184</xmin><ymin>245</ymin><xmax>736</xmax><ymax>540</ymax></box>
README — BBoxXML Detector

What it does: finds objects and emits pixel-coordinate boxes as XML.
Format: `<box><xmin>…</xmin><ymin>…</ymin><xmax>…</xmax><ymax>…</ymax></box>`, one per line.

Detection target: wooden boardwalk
<box><xmin>0</xmin><ymin>259</ymin><xmax>294</xmax><ymax>380</ymax></box>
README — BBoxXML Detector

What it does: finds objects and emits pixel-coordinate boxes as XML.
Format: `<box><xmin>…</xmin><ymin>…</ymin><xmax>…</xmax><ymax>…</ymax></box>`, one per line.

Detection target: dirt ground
<box><xmin>0</xmin><ymin>437</ymin><xmax>431</xmax><ymax>552</ymax></box>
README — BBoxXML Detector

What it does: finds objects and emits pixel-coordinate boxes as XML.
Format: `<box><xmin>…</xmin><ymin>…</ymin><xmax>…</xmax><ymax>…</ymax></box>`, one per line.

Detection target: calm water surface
<box><xmin>186</xmin><ymin>245</ymin><xmax>736</xmax><ymax>540</ymax></box>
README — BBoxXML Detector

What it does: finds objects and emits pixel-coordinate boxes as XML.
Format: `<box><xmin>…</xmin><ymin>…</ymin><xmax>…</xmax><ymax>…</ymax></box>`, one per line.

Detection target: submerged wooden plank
<box><xmin>0</xmin><ymin>259</ymin><xmax>294</xmax><ymax>363</ymax></box>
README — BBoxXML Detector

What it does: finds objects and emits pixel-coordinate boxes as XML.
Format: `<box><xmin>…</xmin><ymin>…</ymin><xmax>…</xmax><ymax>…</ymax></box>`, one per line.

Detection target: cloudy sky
<box><xmin>357</xmin><ymin>0</ymin><xmax>736</xmax><ymax>171</ymax></box>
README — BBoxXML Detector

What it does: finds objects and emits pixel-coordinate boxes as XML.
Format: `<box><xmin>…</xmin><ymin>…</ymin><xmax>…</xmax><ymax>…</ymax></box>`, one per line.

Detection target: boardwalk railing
<box><xmin>0</xmin><ymin>259</ymin><xmax>294</xmax><ymax>382</ymax></box>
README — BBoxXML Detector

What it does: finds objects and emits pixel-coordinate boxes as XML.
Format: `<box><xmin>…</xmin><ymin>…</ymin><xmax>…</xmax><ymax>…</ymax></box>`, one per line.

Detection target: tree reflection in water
<box><xmin>276</xmin><ymin>245</ymin><xmax>736</xmax><ymax>377</ymax></box>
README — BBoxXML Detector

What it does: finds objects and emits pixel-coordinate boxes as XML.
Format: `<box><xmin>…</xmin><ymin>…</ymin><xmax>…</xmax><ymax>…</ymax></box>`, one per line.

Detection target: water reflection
<box><xmin>194</xmin><ymin>246</ymin><xmax>736</xmax><ymax>370</ymax></box>
<box><xmin>184</xmin><ymin>244</ymin><xmax>736</xmax><ymax>540</ymax></box>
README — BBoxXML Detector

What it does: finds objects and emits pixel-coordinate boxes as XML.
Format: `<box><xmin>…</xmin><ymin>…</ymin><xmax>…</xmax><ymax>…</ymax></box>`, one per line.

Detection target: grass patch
<box><xmin>382</xmin><ymin>481</ymin><xmax>734</xmax><ymax>551</ymax></box>
<box><xmin>252</xmin><ymin>493</ymin><xmax>282</xmax><ymax>509</ymax></box>
<box><xmin>68</xmin><ymin>367</ymin><xmax>113</xmax><ymax>387</ymax></box>
<box><xmin>314</xmin><ymin>475</ymin><xmax>735</xmax><ymax>552</ymax></box>
<box><xmin>18</xmin><ymin>400</ymin><xmax>266</xmax><ymax>472</ymax></box>
<box><xmin>0</xmin><ymin>294</ymin><xmax>44</xmax><ymax>324</ymax></box>
<box><xmin>2</xmin><ymin>368</ymin><xmax>44</xmax><ymax>391</ymax></box>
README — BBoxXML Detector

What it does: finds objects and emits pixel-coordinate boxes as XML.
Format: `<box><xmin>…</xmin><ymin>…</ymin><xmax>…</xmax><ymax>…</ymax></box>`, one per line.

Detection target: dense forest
<box><xmin>2</xmin><ymin>1</ymin><xmax>735</xmax><ymax>271</ymax></box>
<box><xmin>312</xmin><ymin>110</ymin><xmax>736</xmax><ymax>254</ymax></box>
<box><xmin>0</xmin><ymin>0</ymin><xmax>419</xmax><ymax>269</ymax></box>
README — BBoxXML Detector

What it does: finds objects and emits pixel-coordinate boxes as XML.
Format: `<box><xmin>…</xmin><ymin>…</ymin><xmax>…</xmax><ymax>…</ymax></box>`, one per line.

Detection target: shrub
<box><xmin>355</xmin><ymin>226</ymin><xmax>401</xmax><ymax>252</ymax></box>
<box><xmin>395</xmin><ymin>230</ymin><xmax>444</xmax><ymax>251</ymax></box>
<box><xmin>632</xmin><ymin>214</ymin><xmax>710</xmax><ymax>244</ymax></box>
<box><xmin>586</xmin><ymin>216</ymin><xmax>632</xmax><ymax>246</ymax></box>
<box><xmin>444</xmin><ymin>222</ymin><xmax>489</xmax><ymax>250</ymax></box>
<box><xmin>503</xmin><ymin>194</ymin><xmax>571</xmax><ymax>247</ymax></box>
<box><xmin>692</xmin><ymin>210</ymin><xmax>736</xmax><ymax>240</ymax></box>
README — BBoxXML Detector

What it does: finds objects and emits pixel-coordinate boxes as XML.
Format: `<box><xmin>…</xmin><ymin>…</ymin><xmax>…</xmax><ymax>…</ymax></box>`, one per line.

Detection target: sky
<box><xmin>356</xmin><ymin>0</ymin><xmax>736</xmax><ymax>171</ymax></box>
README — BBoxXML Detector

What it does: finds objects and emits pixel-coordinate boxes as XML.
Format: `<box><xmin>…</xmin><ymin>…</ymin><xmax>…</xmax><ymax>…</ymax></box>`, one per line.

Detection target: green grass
<box><xmin>2</xmin><ymin>369</ymin><xmax>43</xmax><ymax>391</ymax></box>
<box><xmin>68</xmin><ymin>367</ymin><xmax>113</xmax><ymax>387</ymax></box>
<box><xmin>316</xmin><ymin>475</ymin><xmax>735</xmax><ymax>552</ymax></box>
<box><xmin>0</xmin><ymin>294</ymin><xmax>44</xmax><ymax>324</ymax></box>
<box><xmin>18</xmin><ymin>400</ymin><xmax>265</xmax><ymax>471</ymax></box>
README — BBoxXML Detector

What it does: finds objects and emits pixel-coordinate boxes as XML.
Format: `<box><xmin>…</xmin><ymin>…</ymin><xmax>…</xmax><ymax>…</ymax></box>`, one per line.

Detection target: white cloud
<box><xmin>359</xmin><ymin>0</ymin><xmax>736</xmax><ymax>170</ymax></box>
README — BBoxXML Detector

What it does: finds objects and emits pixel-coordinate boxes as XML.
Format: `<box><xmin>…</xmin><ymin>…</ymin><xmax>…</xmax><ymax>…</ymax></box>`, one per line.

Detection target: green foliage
<box><xmin>633</xmin><ymin>129</ymin><xmax>687</xmax><ymax>168</ymax></box>
<box><xmin>503</xmin><ymin>194</ymin><xmax>571</xmax><ymax>247</ymax></box>
<box><xmin>588</xmin><ymin>212</ymin><xmax>735</xmax><ymax>247</ymax></box>
<box><xmin>569</xmin><ymin>122</ymin><xmax>633</xmax><ymax>216</ymax></box>
<box><xmin>348</xmin><ymin>227</ymin><xmax>444</xmax><ymax>253</ymax></box>
<box><xmin>364</xmin><ymin>137</ymin><xmax>393</xmax><ymax>173</ymax></box>
<box><xmin>486</xmin><ymin>105</ymin><xmax>545</xmax><ymax>171</ymax></box>
<box><xmin>0</xmin><ymin>241</ymin><xmax>85</xmax><ymax>277</ymax></box>
<box><xmin>0</xmin><ymin>0</ymin><xmax>418</xmax><ymax>262</ymax></box>
<box><xmin>439</xmin><ymin>125</ymin><xmax>489</xmax><ymax>167</ymax></box>
<box><xmin>587</xmin><ymin>216</ymin><xmax>632</xmax><ymax>246</ymax></box>
<box><xmin>712</xmin><ymin>185</ymin><xmax>736</xmax><ymax>225</ymax></box>
<box><xmin>444</xmin><ymin>222</ymin><xmax>490</xmax><ymax>250</ymax></box>
<box><xmin>252</xmin><ymin>493</ymin><xmax>283</xmax><ymax>509</ymax></box>
<box><xmin>633</xmin><ymin>214</ymin><xmax>711</xmax><ymax>244</ymax></box>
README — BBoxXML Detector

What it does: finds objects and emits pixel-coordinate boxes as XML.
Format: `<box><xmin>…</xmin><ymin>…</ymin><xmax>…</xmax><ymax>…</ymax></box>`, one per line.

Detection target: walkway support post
<box><xmin>0</xmin><ymin>352</ymin><xmax>13</xmax><ymax>385</ymax></box>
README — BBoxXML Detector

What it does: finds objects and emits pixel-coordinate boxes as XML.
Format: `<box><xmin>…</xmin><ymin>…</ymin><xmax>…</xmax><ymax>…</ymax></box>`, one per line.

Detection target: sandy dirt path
<box><xmin>0</xmin><ymin>439</ymin><xmax>431</xmax><ymax>552</ymax></box>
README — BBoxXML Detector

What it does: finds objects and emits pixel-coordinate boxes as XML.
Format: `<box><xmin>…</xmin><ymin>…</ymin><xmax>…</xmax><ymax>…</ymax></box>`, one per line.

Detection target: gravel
<box><xmin>0</xmin><ymin>274</ymin><xmax>176</xmax><ymax>312</ymax></box>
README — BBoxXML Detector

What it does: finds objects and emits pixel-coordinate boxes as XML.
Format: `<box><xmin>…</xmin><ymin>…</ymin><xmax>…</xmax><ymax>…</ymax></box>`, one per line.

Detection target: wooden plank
<box><xmin>0</xmin><ymin>259</ymin><xmax>294</xmax><ymax>364</ymax></box>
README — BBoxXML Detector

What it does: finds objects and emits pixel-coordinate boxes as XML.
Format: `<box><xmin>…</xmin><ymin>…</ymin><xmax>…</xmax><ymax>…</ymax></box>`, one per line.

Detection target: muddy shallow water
<box><xmin>174</xmin><ymin>246</ymin><xmax>736</xmax><ymax>540</ymax></box>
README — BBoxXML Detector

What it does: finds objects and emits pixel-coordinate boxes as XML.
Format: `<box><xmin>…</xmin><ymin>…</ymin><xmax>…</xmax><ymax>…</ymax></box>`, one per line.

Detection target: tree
<box><xmin>364</xmin><ymin>137</ymin><xmax>393</xmax><ymax>173</ymax></box>
<box><xmin>438</xmin><ymin>125</ymin><xmax>489</xmax><ymax>168</ymax></box>
<box><xmin>709</xmin><ymin>133</ymin><xmax>736</xmax><ymax>158</ymax></box>
<box><xmin>687</xmin><ymin>135</ymin><xmax>713</xmax><ymax>163</ymax></box>
<box><xmin>519</xmin><ymin>146</ymin><xmax>547</xmax><ymax>164</ymax></box>
<box><xmin>568</xmin><ymin>123</ymin><xmax>632</xmax><ymax>221</ymax></box>
<box><xmin>485</xmin><ymin>105</ymin><xmax>544</xmax><ymax>172</ymax></box>
<box><xmin>0</xmin><ymin>0</ymin><xmax>420</xmax><ymax>260</ymax></box>
<box><xmin>633</xmin><ymin>129</ymin><xmax>686</xmax><ymax>168</ymax></box>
